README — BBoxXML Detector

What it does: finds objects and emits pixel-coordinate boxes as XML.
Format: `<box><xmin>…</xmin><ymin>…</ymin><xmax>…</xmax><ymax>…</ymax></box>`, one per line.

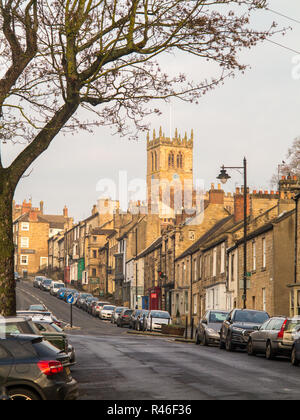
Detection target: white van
<box><xmin>50</xmin><ymin>282</ymin><xmax>65</xmax><ymax>296</ymax></box>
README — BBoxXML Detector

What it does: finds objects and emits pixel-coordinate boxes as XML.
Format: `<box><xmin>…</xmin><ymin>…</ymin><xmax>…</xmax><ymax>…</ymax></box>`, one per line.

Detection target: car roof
<box><xmin>0</xmin><ymin>317</ymin><xmax>29</xmax><ymax>323</ymax></box>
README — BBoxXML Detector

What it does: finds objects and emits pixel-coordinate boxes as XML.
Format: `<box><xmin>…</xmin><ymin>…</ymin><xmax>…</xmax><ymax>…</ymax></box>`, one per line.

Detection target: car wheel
<box><xmin>201</xmin><ymin>333</ymin><xmax>208</xmax><ymax>346</ymax></box>
<box><xmin>195</xmin><ymin>333</ymin><xmax>201</xmax><ymax>345</ymax></box>
<box><xmin>225</xmin><ymin>335</ymin><xmax>234</xmax><ymax>352</ymax></box>
<box><xmin>247</xmin><ymin>339</ymin><xmax>256</xmax><ymax>356</ymax></box>
<box><xmin>266</xmin><ymin>341</ymin><xmax>275</xmax><ymax>360</ymax></box>
<box><xmin>219</xmin><ymin>339</ymin><xmax>225</xmax><ymax>349</ymax></box>
<box><xmin>8</xmin><ymin>388</ymin><xmax>41</xmax><ymax>401</ymax></box>
<box><xmin>291</xmin><ymin>347</ymin><xmax>300</xmax><ymax>366</ymax></box>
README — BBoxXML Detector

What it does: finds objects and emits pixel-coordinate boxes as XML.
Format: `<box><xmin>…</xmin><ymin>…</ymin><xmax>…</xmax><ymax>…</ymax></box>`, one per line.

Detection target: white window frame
<box><xmin>20</xmin><ymin>237</ymin><xmax>29</xmax><ymax>248</ymax></box>
<box><xmin>21</xmin><ymin>222</ymin><xmax>29</xmax><ymax>232</ymax></box>
<box><xmin>20</xmin><ymin>255</ymin><xmax>28</xmax><ymax>265</ymax></box>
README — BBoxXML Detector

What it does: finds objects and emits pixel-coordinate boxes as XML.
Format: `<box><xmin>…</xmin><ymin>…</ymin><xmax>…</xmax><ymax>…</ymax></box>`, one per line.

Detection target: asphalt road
<box><xmin>16</xmin><ymin>280</ymin><xmax>300</xmax><ymax>400</ymax></box>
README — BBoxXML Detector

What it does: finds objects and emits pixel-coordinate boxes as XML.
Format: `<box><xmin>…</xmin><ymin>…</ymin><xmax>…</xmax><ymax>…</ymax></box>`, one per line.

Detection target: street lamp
<box><xmin>217</xmin><ymin>157</ymin><xmax>248</xmax><ymax>309</ymax></box>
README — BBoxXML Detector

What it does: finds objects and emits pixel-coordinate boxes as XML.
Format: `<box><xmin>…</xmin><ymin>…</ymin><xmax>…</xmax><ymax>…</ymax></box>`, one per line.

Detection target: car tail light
<box><xmin>277</xmin><ymin>319</ymin><xmax>287</xmax><ymax>339</ymax></box>
<box><xmin>38</xmin><ymin>360</ymin><xmax>63</xmax><ymax>376</ymax></box>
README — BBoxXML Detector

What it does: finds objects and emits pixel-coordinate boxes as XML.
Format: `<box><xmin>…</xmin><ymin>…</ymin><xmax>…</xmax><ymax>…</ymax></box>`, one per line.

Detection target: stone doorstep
<box><xmin>126</xmin><ymin>330</ymin><xmax>194</xmax><ymax>343</ymax></box>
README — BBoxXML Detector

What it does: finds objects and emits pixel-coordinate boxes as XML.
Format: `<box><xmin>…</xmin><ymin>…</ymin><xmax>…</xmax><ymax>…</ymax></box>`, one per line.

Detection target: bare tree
<box><xmin>271</xmin><ymin>137</ymin><xmax>300</xmax><ymax>187</ymax></box>
<box><xmin>0</xmin><ymin>0</ymin><xmax>278</xmax><ymax>315</ymax></box>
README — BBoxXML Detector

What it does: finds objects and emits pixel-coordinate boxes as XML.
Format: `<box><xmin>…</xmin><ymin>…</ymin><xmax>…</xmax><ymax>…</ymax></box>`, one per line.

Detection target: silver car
<box><xmin>195</xmin><ymin>310</ymin><xmax>229</xmax><ymax>346</ymax></box>
<box><xmin>248</xmin><ymin>316</ymin><xmax>300</xmax><ymax>360</ymax></box>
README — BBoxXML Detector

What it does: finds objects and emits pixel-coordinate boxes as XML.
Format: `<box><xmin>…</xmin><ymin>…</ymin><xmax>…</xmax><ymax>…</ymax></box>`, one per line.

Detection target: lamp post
<box><xmin>217</xmin><ymin>157</ymin><xmax>248</xmax><ymax>309</ymax></box>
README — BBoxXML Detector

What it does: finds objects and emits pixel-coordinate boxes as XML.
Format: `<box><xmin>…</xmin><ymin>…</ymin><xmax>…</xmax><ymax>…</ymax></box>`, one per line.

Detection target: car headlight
<box><xmin>232</xmin><ymin>327</ymin><xmax>244</xmax><ymax>333</ymax></box>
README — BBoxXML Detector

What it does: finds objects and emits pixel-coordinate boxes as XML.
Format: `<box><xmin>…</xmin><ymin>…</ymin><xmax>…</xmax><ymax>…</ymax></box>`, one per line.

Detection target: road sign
<box><xmin>67</xmin><ymin>294</ymin><xmax>75</xmax><ymax>305</ymax></box>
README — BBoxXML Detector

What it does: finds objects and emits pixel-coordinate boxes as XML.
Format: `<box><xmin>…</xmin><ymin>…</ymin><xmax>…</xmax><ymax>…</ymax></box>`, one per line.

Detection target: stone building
<box><xmin>13</xmin><ymin>201</ymin><xmax>71</xmax><ymax>277</ymax></box>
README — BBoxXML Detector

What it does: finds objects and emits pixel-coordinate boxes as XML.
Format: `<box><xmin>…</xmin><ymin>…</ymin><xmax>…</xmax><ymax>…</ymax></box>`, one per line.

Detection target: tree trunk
<box><xmin>0</xmin><ymin>170</ymin><xmax>15</xmax><ymax>316</ymax></box>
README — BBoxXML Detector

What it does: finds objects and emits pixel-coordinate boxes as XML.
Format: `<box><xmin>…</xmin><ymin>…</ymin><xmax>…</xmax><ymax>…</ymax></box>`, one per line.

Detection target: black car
<box><xmin>219</xmin><ymin>309</ymin><xmax>269</xmax><ymax>352</ymax></box>
<box><xmin>0</xmin><ymin>334</ymin><xmax>78</xmax><ymax>400</ymax></box>
<box><xmin>117</xmin><ymin>309</ymin><xmax>134</xmax><ymax>328</ymax></box>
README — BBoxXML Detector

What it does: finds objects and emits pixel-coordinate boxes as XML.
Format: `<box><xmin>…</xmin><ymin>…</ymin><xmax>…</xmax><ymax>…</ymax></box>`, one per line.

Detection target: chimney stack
<box><xmin>209</xmin><ymin>183</ymin><xmax>224</xmax><ymax>205</ymax></box>
<box><xmin>234</xmin><ymin>187</ymin><xmax>250</xmax><ymax>223</ymax></box>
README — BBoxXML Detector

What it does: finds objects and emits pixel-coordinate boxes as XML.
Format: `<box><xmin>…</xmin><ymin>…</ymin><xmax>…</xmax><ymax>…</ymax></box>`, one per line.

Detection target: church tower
<box><xmin>147</xmin><ymin>127</ymin><xmax>194</xmax><ymax>219</ymax></box>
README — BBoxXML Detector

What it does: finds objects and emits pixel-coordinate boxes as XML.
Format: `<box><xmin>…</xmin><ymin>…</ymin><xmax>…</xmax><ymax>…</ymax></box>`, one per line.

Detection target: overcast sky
<box><xmin>4</xmin><ymin>0</ymin><xmax>300</xmax><ymax>222</ymax></box>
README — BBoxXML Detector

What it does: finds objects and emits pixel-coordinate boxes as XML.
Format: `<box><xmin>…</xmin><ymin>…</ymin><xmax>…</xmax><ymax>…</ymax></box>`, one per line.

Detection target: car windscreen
<box><xmin>234</xmin><ymin>310</ymin><xmax>269</xmax><ymax>324</ymax></box>
<box><xmin>116</xmin><ymin>308</ymin><xmax>125</xmax><ymax>313</ymax></box>
<box><xmin>0</xmin><ymin>321</ymin><xmax>32</xmax><ymax>335</ymax></box>
<box><xmin>43</xmin><ymin>280</ymin><xmax>52</xmax><ymax>285</ymax></box>
<box><xmin>53</xmin><ymin>283</ymin><xmax>64</xmax><ymax>288</ymax></box>
<box><xmin>124</xmin><ymin>310</ymin><xmax>133</xmax><ymax>315</ymax></box>
<box><xmin>150</xmin><ymin>312</ymin><xmax>170</xmax><ymax>319</ymax></box>
<box><xmin>29</xmin><ymin>305</ymin><xmax>46</xmax><ymax>311</ymax></box>
<box><xmin>103</xmin><ymin>306</ymin><xmax>115</xmax><ymax>311</ymax></box>
<box><xmin>209</xmin><ymin>312</ymin><xmax>228</xmax><ymax>323</ymax></box>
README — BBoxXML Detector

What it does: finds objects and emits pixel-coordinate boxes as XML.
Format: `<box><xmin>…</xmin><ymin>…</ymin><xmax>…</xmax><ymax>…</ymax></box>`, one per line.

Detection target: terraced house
<box><xmin>13</xmin><ymin>200</ymin><xmax>71</xmax><ymax>277</ymax></box>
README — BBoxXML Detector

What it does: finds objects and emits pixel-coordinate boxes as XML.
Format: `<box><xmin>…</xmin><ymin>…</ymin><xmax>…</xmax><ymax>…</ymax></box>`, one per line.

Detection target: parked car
<box><xmin>31</xmin><ymin>320</ymin><xmax>76</xmax><ymax>364</ymax></box>
<box><xmin>111</xmin><ymin>307</ymin><xmax>128</xmax><ymax>324</ymax></box>
<box><xmin>99</xmin><ymin>305</ymin><xmax>116</xmax><ymax>320</ymax></box>
<box><xmin>86</xmin><ymin>298</ymin><xmax>99</xmax><ymax>314</ymax></box>
<box><xmin>247</xmin><ymin>316</ymin><xmax>285</xmax><ymax>358</ymax></box>
<box><xmin>117</xmin><ymin>309</ymin><xmax>134</xmax><ymax>328</ymax></box>
<box><xmin>92</xmin><ymin>301</ymin><xmax>110</xmax><ymax>317</ymax></box>
<box><xmin>135</xmin><ymin>310</ymin><xmax>150</xmax><ymax>331</ymax></box>
<box><xmin>76</xmin><ymin>293</ymin><xmax>93</xmax><ymax>309</ymax></box>
<box><xmin>82</xmin><ymin>296</ymin><xmax>96</xmax><ymax>312</ymax></box>
<box><xmin>291</xmin><ymin>324</ymin><xmax>300</xmax><ymax>366</ymax></box>
<box><xmin>40</xmin><ymin>278</ymin><xmax>53</xmax><ymax>292</ymax></box>
<box><xmin>0</xmin><ymin>334</ymin><xmax>78</xmax><ymax>400</ymax></box>
<box><xmin>64</xmin><ymin>289</ymin><xmax>79</xmax><ymax>304</ymax></box>
<box><xmin>58</xmin><ymin>288</ymin><xmax>77</xmax><ymax>302</ymax></box>
<box><xmin>220</xmin><ymin>309</ymin><xmax>270</xmax><ymax>352</ymax></box>
<box><xmin>0</xmin><ymin>317</ymin><xmax>75</xmax><ymax>364</ymax></box>
<box><xmin>28</xmin><ymin>304</ymin><xmax>48</xmax><ymax>312</ymax></box>
<box><xmin>195</xmin><ymin>310</ymin><xmax>229</xmax><ymax>346</ymax></box>
<box><xmin>56</xmin><ymin>287</ymin><xmax>68</xmax><ymax>300</ymax></box>
<box><xmin>50</xmin><ymin>282</ymin><xmax>65</xmax><ymax>296</ymax></box>
<box><xmin>129</xmin><ymin>309</ymin><xmax>143</xmax><ymax>329</ymax></box>
<box><xmin>17</xmin><ymin>311</ymin><xmax>63</xmax><ymax>329</ymax></box>
<box><xmin>249</xmin><ymin>316</ymin><xmax>300</xmax><ymax>363</ymax></box>
<box><xmin>33</xmin><ymin>276</ymin><xmax>47</xmax><ymax>288</ymax></box>
<box><xmin>145</xmin><ymin>310</ymin><xmax>171</xmax><ymax>332</ymax></box>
